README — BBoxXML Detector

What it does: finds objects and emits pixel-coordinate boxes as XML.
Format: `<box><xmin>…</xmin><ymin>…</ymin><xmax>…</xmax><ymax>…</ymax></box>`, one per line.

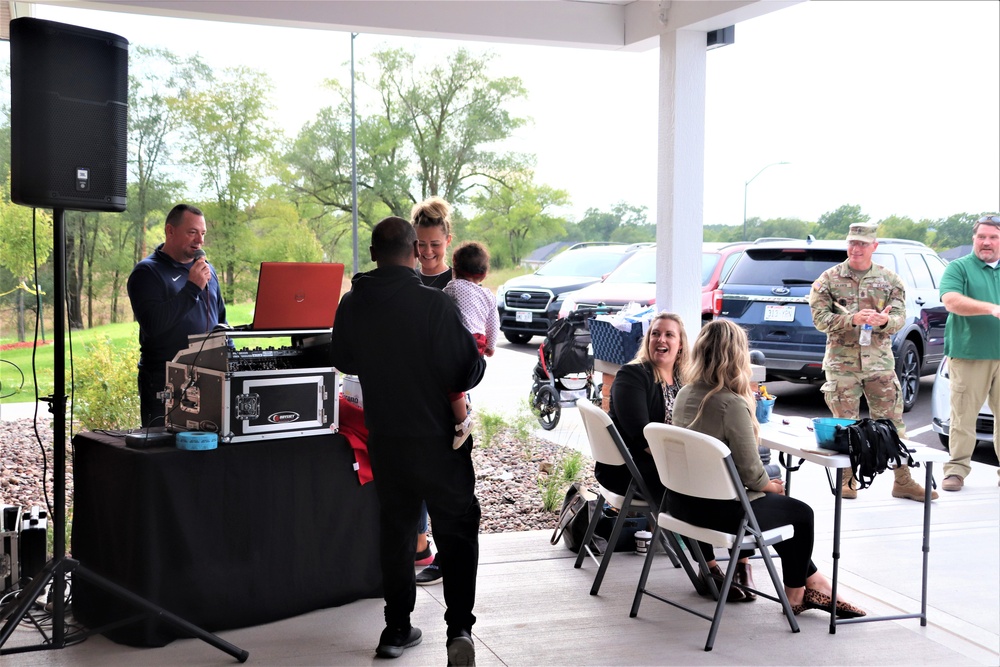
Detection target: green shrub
<box><xmin>560</xmin><ymin>450</ymin><xmax>585</xmax><ymax>484</ymax></box>
<box><xmin>74</xmin><ymin>335</ymin><xmax>140</xmax><ymax>430</ymax></box>
<box><xmin>511</xmin><ymin>399</ymin><xmax>535</xmax><ymax>442</ymax></box>
<box><xmin>539</xmin><ymin>450</ymin><xmax>586</xmax><ymax>512</ymax></box>
<box><xmin>475</xmin><ymin>409</ymin><xmax>505</xmax><ymax>449</ymax></box>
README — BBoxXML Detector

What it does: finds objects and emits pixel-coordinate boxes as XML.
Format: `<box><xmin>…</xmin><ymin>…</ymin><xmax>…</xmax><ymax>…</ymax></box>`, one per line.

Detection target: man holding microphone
<box><xmin>127</xmin><ymin>203</ymin><xmax>226</xmax><ymax>427</ymax></box>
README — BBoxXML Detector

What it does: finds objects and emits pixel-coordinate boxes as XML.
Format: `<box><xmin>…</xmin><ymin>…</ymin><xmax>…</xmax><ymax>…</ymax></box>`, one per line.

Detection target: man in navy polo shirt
<box><xmin>127</xmin><ymin>204</ymin><xmax>226</xmax><ymax>427</ymax></box>
<box><xmin>939</xmin><ymin>214</ymin><xmax>1000</xmax><ymax>491</ymax></box>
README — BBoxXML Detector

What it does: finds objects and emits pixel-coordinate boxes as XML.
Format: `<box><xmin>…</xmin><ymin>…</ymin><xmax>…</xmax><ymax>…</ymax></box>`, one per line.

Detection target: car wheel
<box><xmin>895</xmin><ymin>339</ymin><xmax>920</xmax><ymax>413</ymax></box>
<box><xmin>938</xmin><ymin>433</ymin><xmax>950</xmax><ymax>450</ymax></box>
<box><xmin>532</xmin><ymin>385</ymin><xmax>560</xmax><ymax>430</ymax></box>
<box><xmin>504</xmin><ymin>331</ymin><xmax>533</xmax><ymax>345</ymax></box>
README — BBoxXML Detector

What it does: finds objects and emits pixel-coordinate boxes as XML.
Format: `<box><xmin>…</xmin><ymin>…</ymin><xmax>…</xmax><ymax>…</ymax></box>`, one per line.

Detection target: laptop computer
<box><xmin>250</xmin><ymin>262</ymin><xmax>345</xmax><ymax>331</ymax></box>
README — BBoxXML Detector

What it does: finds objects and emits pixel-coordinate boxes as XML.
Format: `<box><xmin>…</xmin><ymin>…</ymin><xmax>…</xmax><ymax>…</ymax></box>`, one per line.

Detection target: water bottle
<box><xmin>859</xmin><ymin>322</ymin><xmax>873</xmax><ymax>346</ymax></box>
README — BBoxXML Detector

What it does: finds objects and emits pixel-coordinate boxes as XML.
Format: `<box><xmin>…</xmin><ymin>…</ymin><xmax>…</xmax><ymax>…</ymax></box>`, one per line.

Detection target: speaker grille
<box><xmin>10</xmin><ymin>17</ymin><xmax>128</xmax><ymax>212</ymax></box>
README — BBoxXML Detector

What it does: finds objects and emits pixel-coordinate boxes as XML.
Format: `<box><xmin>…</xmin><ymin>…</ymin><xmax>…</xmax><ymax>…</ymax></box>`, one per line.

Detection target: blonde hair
<box><xmin>686</xmin><ymin>319</ymin><xmax>759</xmax><ymax>438</ymax></box>
<box><xmin>410</xmin><ymin>196</ymin><xmax>452</xmax><ymax>237</ymax></box>
<box><xmin>629</xmin><ymin>311</ymin><xmax>689</xmax><ymax>386</ymax></box>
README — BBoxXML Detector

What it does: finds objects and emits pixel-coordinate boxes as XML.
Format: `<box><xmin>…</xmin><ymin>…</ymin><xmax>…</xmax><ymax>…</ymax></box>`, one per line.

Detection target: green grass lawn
<box><xmin>0</xmin><ymin>302</ymin><xmax>256</xmax><ymax>404</ymax></box>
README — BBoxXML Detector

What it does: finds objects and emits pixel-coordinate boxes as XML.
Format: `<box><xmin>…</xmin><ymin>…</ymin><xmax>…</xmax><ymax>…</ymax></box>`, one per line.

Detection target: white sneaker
<box><xmin>453</xmin><ymin>414</ymin><xmax>473</xmax><ymax>449</ymax></box>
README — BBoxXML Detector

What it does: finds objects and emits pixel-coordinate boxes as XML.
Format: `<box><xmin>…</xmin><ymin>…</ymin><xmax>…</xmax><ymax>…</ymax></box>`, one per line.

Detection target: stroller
<box><xmin>530</xmin><ymin>307</ymin><xmax>607</xmax><ymax>430</ymax></box>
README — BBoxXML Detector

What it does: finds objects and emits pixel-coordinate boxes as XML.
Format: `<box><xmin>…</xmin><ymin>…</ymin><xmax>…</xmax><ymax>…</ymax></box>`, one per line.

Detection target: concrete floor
<box><xmin>2</xmin><ymin>343</ymin><xmax>998</xmax><ymax>665</ymax></box>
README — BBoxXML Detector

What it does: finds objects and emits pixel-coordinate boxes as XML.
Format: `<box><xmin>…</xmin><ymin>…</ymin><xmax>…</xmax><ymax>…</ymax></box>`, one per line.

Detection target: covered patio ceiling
<box><xmin>6</xmin><ymin>0</ymin><xmax>801</xmax><ymax>332</ymax></box>
<box><xmin>13</xmin><ymin>0</ymin><xmax>796</xmax><ymax>50</ymax></box>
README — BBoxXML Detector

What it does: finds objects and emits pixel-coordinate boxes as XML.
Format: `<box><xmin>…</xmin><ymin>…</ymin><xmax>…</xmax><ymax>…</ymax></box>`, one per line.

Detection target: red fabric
<box><xmin>337</xmin><ymin>396</ymin><xmax>373</xmax><ymax>485</ymax></box>
<box><xmin>448</xmin><ymin>334</ymin><xmax>488</xmax><ymax>402</ymax></box>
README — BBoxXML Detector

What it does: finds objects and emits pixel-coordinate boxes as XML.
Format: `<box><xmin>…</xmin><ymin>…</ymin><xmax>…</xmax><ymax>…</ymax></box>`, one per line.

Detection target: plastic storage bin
<box><xmin>590</xmin><ymin>318</ymin><xmax>644</xmax><ymax>365</ymax></box>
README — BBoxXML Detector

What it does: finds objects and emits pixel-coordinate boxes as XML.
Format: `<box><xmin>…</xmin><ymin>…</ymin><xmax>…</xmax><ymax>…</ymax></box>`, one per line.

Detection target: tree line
<box><xmin>0</xmin><ymin>46</ymin><xmax>986</xmax><ymax>342</ymax></box>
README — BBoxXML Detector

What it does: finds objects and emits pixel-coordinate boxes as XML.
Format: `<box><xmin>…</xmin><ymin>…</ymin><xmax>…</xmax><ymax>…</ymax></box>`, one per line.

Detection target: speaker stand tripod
<box><xmin>0</xmin><ymin>209</ymin><xmax>248</xmax><ymax>662</ymax></box>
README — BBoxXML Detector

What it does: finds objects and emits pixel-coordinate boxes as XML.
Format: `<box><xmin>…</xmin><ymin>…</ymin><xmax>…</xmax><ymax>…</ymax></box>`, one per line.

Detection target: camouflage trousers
<box><xmin>821</xmin><ymin>370</ymin><xmax>906</xmax><ymax>438</ymax></box>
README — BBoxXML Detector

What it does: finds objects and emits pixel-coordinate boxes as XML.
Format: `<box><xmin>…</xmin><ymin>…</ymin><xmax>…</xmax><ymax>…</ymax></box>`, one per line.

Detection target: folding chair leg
<box><xmin>629</xmin><ymin>524</ymin><xmax>662</xmax><ymax>617</ymax></box>
<box><xmin>574</xmin><ymin>492</ymin><xmax>605</xmax><ymax>569</ymax></box>
<box><xmin>663</xmin><ymin>530</ymin><xmax>703</xmax><ymax>592</ymax></box>
<box><xmin>758</xmin><ymin>542</ymin><xmax>800</xmax><ymax>633</ymax></box>
<box><xmin>590</xmin><ymin>485</ymin><xmax>638</xmax><ymax>595</ymax></box>
<box><xmin>703</xmin><ymin>543</ymin><xmax>741</xmax><ymax>651</ymax></box>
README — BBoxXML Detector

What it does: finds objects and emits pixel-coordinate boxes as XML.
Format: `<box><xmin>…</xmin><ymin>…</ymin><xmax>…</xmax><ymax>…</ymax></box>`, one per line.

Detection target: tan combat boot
<box><xmin>891</xmin><ymin>466</ymin><xmax>938</xmax><ymax>501</ymax></box>
<box><xmin>841</xmin><ymin>469</ymin><xmax>858</xmax><ymax>499</ymax></box>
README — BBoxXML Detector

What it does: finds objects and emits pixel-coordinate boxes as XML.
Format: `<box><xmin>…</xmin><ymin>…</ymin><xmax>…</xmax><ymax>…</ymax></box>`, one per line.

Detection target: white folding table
<box><xmin>759</xmin><ymin>417</ymin><xmax>949</xmax><ymax>633</ymax></box>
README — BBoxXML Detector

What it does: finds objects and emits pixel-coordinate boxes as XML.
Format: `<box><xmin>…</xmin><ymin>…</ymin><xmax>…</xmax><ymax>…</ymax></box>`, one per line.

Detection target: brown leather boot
<box><xmin>841</xmin><ymin>469</ymin><xmax>858</xmax><ymax>499</ymax></box>
<box><xmin>696</xmin><ymin>564</ymin><xmax>745</xmax><ymax>602</ymax></box>
<box><xmin>734</xmin><ymin>561</ymin><xmax>757</xmax><ymax>602</ymax></box>
<box><xmin>891</xmin><ymin>466</ymin><xmax>938</xmax><ymax>501</ymax></box>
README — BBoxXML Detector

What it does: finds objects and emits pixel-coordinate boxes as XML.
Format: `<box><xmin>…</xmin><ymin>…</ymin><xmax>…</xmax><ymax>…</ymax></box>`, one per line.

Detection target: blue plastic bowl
<box><xmin>811</xmin><ymin>417</ymin><xmax>856</xmax><ymax>447</ymax></box>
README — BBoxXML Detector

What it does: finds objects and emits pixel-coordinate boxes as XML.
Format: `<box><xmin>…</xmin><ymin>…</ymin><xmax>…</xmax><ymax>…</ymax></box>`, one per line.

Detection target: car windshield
<box><xmin>603</xmin><ymin>251</ymin><xmax>656</xmax><ymax>284</ymax></box>
<box><xmin>702</xmin><ymin>253</ymin><xmax>721</xmax><ymax>286</ymax></box>
<box><xmin>536</xmin><ymin>248</ymin><xmax>625</xmax><ymax>277</ymax></box>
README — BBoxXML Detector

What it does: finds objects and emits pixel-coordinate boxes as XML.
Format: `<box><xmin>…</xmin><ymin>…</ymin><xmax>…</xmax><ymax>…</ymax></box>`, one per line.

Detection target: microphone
<box><xmin>193</xmin><ymin>248</ymin><xmax>206</xmax><ymax>261</ymax></box>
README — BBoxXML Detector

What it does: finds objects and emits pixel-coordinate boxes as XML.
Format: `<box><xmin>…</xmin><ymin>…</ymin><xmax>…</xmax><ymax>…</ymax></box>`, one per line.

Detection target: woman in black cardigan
<box><xmin>595</xmin><ymin>311</ymin><xmax>754</xmax><ymax>602</ymax></box>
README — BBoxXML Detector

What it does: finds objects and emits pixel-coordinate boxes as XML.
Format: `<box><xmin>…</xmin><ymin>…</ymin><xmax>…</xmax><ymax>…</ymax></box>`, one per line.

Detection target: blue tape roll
<box><xmin>176</xmin><ymin>431</ymin><xmax>218</xmax><ymax>451</ymax></box>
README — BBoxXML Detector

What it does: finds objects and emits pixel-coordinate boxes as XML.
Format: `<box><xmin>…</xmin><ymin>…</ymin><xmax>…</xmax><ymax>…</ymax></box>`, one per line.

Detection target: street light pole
<box><xmin>743</xmin><ymin>161</ymin><xmax>790</xmax><ymax>241</ymax></box>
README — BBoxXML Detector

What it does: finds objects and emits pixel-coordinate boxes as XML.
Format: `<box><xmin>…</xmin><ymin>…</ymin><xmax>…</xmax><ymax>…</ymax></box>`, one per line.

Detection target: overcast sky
<box><xmin>21</xmin><ymin>1</ymin><xmax>1000</xmax><ymax>228</ymax></box>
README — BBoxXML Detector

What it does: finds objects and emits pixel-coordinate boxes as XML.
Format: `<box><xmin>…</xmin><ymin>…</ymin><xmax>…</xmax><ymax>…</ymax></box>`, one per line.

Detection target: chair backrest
<box><xmin>576</xmin><ymin>399</ymin><xmax>625</xmax><ymax>467</ymax></box>
<box><xmin>642</xmin><ymin>423</ymin><xmax>739</xmax><ymax>501</ymax></box>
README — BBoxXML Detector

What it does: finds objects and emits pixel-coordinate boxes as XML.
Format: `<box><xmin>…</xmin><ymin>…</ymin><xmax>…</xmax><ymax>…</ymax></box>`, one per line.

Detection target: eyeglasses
<box><xmin>847</xmin><ymin>240</ymin><xmax>872</xmax><ymax>248</ymax></box>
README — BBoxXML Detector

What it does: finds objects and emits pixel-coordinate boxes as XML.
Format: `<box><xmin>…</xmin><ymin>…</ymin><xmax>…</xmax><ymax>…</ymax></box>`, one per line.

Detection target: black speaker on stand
<box><xmin>0</xmin><ymin>18</ymin><xmax>247</xmax><ymax>662</ymax></box>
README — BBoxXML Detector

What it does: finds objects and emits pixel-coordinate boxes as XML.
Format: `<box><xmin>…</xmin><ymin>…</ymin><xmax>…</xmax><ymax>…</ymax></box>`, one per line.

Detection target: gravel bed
<box><xmin>0</xmin><ymin>418</ymin><xmax>595</xmax><ymax>535</ymax></box>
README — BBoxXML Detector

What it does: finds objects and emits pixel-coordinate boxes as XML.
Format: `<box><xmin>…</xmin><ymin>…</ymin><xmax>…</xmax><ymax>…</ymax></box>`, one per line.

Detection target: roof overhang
<box><xmin>12</xmin><ymin>1</ymin><xmax>800</xmax><ymax>51</ymax></box>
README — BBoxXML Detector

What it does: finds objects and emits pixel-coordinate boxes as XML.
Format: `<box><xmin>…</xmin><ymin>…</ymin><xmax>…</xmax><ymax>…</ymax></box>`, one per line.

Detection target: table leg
<box><xmin>920</xmin><ymin>463</ymin><xmax>933</xmax><ymax>626</ymax></box>
<box><xmin>829</xmin><ymin>466</ymin><xmax>843</xmax><ymax>634</ymax></box>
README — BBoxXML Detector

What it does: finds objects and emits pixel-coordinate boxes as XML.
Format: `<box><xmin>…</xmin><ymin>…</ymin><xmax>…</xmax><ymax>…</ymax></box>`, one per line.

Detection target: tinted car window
<box><xmin>925</xmin><ymin>253</ymin><xmax>948</xmax><ymax>287</ymax></box>
<box><xmin>702</xmin><ymin>253</ymin><xmax>720</xmax><ymax>286</ymax></box>
<box><xmin>603</xmin><ymin>251</ymin><xmax>656</xmax><ymax>284</ymax></box>
<box><xmin>535</xmin><ymin>249</ymin><xmax>624</xmax><ymax>277</ymax></box>
<box><xmin>726</xmin><ymin>248</ymin><xmax>845</xmax><ymax>285</ymax></box>
<box><xmin>871</xmin><ymin>252</ymin><xmax>895</xmax><ymax>271</ymax></box>
<box><xmin>719</xmin><ymin>251</ymin><xmax>742</xmax><ymax>282</ymax></box>
<box><xmin>905</xmin><ymin>253</ymin><xmax>934</xmax><ymax>289</ymax></box>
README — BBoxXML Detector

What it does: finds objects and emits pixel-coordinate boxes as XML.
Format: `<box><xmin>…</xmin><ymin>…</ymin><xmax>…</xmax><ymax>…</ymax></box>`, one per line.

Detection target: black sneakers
<box><xmin>416</xmin><ymin>554</ymin><xmax>443</xmax><ymax>586</ymax></box>
<box><xmin>446</xmin><ymin>630</ymin><xmax>475</xmax><ymax>667</ymax></box>
<box><xmin>375</xmin><ymin>625</ymin><xmax>422</xmax><ymax>659</ymax></box>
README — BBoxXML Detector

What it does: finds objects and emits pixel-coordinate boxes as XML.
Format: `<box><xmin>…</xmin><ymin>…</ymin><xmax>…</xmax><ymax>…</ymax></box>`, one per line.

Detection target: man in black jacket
<box><xmin>330</xmin><ymin>216</ymin><xmax>485</xmax><ymax>666</ymax></box>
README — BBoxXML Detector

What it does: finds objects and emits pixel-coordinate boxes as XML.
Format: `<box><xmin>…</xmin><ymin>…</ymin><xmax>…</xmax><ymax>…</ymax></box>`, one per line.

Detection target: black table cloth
<box><xmin>71</xmin><ymin>430</ymin><xmax>382</xmax><ymax>647</ymax></box>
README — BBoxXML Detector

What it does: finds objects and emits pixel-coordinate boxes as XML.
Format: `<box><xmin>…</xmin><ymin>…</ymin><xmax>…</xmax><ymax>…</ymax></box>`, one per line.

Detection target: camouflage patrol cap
<box><xmin>846</xmin><ymin>223</ymin><xmax>878</xmax><ymax>243</ymax></box>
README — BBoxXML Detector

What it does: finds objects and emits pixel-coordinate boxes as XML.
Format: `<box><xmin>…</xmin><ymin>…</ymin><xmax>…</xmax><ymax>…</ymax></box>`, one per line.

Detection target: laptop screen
<box><xmin>251</xmin><ymin>262</ymin><xmax>345</xmax><ymax>331</ymax></box>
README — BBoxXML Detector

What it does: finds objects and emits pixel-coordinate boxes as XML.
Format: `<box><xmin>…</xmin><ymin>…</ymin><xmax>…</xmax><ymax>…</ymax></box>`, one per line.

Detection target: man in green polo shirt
<box><xmin>938</xmin><ymin>214</ymin><xmax>1000</xmax><ymax>492</ymax></box>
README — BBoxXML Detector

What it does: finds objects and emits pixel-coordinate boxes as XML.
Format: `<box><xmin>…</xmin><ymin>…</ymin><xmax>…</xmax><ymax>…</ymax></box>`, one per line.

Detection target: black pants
<box><xmin>367</xmin><ymin>432</ymin><xmax>481</xmax><ymax>635</ymax></box>
<box><xmin>137</xmin><ymin>365</ymin><xmax>166</xmax><ymax>428</ymax></box>
<box><xmin>667</xmin><ymin>490</ymin><xmax>818</xmax><ymax>588</ymax></box>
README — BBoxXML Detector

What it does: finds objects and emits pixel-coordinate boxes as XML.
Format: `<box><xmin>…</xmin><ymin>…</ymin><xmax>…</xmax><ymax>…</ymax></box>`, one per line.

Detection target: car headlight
<box><xmin>559</xmin><ymin>298</ymin><xmax>577</xmax><ymax>319</ymax></box>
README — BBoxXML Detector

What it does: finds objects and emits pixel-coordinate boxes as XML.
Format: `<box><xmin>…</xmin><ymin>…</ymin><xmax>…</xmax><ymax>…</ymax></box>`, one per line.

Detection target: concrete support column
<box><xmin>655</xmin><ymin>29</ymin><xmax>707</xmax><ymax>340</ymax></box>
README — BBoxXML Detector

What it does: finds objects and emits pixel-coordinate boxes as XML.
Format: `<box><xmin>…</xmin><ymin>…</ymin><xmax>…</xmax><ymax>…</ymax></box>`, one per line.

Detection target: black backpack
<box><xmin>834</xmin><ymin>418</ymin><xmax>915</xmax><ymax>490</ymax></box>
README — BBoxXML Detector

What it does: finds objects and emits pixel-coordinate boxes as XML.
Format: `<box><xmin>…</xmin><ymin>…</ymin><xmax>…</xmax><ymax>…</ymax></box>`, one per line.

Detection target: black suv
<box><xmin>496</xmin><ymin>243</ymin><xmax>650</xmax><ymax>344</ymax></box>
<box><xmin>717</xmin><ymin>238</ymin><xmax>949</xmax><ymax>411</ymax></box>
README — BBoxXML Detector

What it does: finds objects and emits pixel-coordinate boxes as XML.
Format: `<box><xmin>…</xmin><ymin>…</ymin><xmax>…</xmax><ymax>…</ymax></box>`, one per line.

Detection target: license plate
<box><xmin>515</xmin><ymin>311</ymin><xmax>532</xmax><ymax>323</ymax></box>
<box><xmin>764</xmin><ymin>304</ymin><xmax>795</xmax><ymax>322</ymax></box>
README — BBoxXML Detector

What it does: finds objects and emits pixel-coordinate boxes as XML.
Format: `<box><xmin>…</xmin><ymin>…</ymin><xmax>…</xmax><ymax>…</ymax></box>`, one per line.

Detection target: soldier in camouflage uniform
<box><xmin>808</xmin><ymin>223</ymin><xmax>936</xmax><ymax>501</ymax></box>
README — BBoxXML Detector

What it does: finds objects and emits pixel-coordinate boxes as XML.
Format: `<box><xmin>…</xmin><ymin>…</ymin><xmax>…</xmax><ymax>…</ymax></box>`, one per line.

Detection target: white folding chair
<box><xmin>631</xmin><ymin>422</ymin><xmax>800</xmax><ymax>652</ymax></box>
<box><xmin>574</xmin><ymin>399</ymin><xmax>698</xmax><ymax>595</ymax></box>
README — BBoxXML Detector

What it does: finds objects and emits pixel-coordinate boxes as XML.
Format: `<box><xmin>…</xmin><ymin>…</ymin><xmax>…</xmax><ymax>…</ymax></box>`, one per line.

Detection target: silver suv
<box><xmin>496</xmin><ymin>243</ymin><xmax>650</xmax><ymax>344</ymax></box>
